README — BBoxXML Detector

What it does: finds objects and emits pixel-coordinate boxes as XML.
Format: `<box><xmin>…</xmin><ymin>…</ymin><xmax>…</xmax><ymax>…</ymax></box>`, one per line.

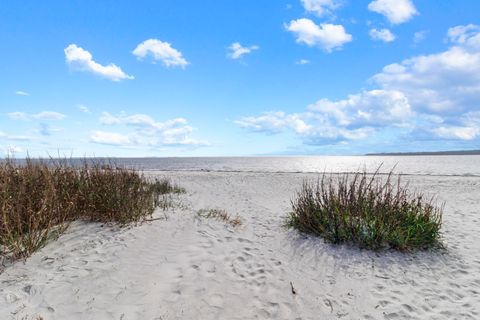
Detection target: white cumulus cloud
<box><xmin>8</xmin><ymin>111</ymin><xmax>66</xmax><ymax>121</ymax></box>
<box><xmin>236</xmin><ymin>112</ymin><xmax>312</xmax><ymax>134</ymax></box>
<box><xmin>295</xmin><ymin>59</ymin><xmax>311</xmax><ymax>65</ymax></box>
<box><xmin>301</xmin><ymin>0</ymin><xmax>342</xmax><ymax>17</ymax></box>
<box><xmin>308</xmin><ymin>90</ymin><xmax>413</xmax><ymax>128</ymax></box>
<box><xmin>236</xmin><ymin>89</ymin><xmax>412</xmax><ymax>144</ymax></box>
<box><xmin>7</xmin><ymin>112</ymin><xmax>29</xmax><ymax>120</ymax></box>
<box><xmin>227</xmin><ymin>42</ymin><xmax>259</xmax><ymax>59</ymax></box>
<box><xmin>78</xmin><ymin>105</ymin><xmax>90</xmax><ymax>113</ymax></box>
<box><xmin>64</xmin><ymin>44</ymin><xmax>133</xmax><ymax>81</ymax></box>
<box><xmin>133</xmin><ymin>39</ymin><xmax>188</xmax><ymax>68</ymax></box>
<box><xmin>413</xmin><ymin>30</ymin><xmax>427</xmax><ymax>43</ymax></box>
<box><xmin>446</xmin><ymin>24</ymin><xmax>480</xmax><ymax>48</ymax></box>
<box><xmin>238</xmin><ymin>25</ymin><xmax>480</xmax><ymax>146</ymax></box>
<box><xmin>286</xmin><ymin>18</ymin><xmax>352</xmax><ymax>52</ymax></box>
<box><xmin>33</xmin><ymin>111</ymin><xmax>66</xmax><ymax>120</ymax></box>
<box><xmin>95</xmin><ymin>112</ymin><xmax>209</xmax><ymax>148</ymax></box>
<box><xmin>432</xmin><ymin>126</ymin><xmax>479</xmax><ymax>140</ymax></box>
<box><xmin>237</xmin><ymin>110</ymin><xmax>374</xmax><ymax>144</ymax></box>
<box><xmin>368</xmin><ymin>0</ymin><xmax>418</xmax><ymax>24</ymax></box>
<box><xmin>369</xmin><ymin>28</ymin><xmax>396</xmax><ymax>42</ymax></box>
<box><xmin>0</xmin><ymin>130</ymin><xmax>33</xmax><ymax>142</ymax></box>
<box><xmin>90</xmin><ymin>131</ymin><xmax>131</xmax><ymax>146</ymax></box>
<box><xmin>372</xmin><ymin>24</ymin><xmax>480</xmax><ymax>115</ymax></box>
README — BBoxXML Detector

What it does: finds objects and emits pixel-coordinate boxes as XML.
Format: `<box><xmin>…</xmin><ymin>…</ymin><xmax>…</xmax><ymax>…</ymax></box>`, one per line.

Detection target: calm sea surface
<box><xmin>98</xmin><ymin>156</ymin><xmax>480</xmax><ymax>177</ymax></box>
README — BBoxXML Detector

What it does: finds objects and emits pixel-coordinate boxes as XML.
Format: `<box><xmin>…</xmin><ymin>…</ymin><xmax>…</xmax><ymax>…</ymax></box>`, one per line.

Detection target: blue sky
<box><xmin>1</xmin><ymin>0</ymin><xmax>480</xmax><ymax>157</ymax></box>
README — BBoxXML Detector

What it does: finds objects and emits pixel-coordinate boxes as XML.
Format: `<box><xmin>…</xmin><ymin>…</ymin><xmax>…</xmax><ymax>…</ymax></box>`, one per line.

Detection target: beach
<box><xmin>3</xmin><ymin>0</ymin><xmax>480</xmax><ymax>318</ymax></box>
<box><xmin>1</xmin><ymin>171</ymin><xmax>479</xmax><ymax>319</ymax></box>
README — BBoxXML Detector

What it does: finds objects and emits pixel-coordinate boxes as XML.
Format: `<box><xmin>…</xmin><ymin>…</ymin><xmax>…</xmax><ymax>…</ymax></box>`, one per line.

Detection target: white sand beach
<box><xmin>1</xmin><ymin>171</ymin><xmax>479</xmax><ymax>319</ymax></box>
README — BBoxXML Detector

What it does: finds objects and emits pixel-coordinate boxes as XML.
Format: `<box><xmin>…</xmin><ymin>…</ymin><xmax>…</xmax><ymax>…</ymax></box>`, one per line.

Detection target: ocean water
<box><xmin>105</xmin><ymin>155</ymin><xmax>480</xmax><ymax>177</ymax></box>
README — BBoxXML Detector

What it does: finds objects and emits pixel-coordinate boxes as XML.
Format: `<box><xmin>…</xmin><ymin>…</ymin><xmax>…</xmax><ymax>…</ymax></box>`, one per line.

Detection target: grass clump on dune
<box><xmin>287</xmin><ymin>169</ymin><xmax>443</xmax><ymax>250</ymax></box>
<box><xmin>0</xmin><ymin>158</ymin><xmax>183</xmax><ymax>262</ymax></box>
<box><xmin>197</xmin><ymin>208</ymin><xmax>242</xmax><ymax>228</ymax></box>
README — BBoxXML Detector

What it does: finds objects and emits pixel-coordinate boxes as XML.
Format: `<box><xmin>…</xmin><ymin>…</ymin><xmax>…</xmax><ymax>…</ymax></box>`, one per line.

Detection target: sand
<box><xmin>1</xmin><ymin>171</ymin><xmax>479</xmax><ymax>319</ymax></box>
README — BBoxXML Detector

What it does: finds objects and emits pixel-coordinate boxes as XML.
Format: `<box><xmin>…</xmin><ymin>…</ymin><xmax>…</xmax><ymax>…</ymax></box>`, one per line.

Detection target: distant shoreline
<box><xmin>366</xmin><ymin>150</ymin><xmax>480</xmax><ymax>156</ymax></box>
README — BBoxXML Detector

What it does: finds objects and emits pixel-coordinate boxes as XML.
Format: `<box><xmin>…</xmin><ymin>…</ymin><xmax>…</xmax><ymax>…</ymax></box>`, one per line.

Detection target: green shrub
<box><xmin>286</xmin><ymin>170</ymin><xmax>443</xmax><ymax>250</ymax></box>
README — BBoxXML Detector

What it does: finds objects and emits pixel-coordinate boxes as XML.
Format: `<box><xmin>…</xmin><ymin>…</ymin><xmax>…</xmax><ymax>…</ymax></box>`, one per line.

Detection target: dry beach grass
<box><xmin>0</xmin><ymin>158</ymin><xmax>183</xmax><ymax>264</ymax></box>
<box><xmin>197</xmin><ymin>208</ymin><xmax>243</xmax><ymax>227</ymax></box>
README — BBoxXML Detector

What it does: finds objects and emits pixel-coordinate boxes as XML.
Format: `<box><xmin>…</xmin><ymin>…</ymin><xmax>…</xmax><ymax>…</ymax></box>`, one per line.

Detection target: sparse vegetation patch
<box><xmin>197</xmin><ymin>208</ymin><xmax>242</xmax><ymax>228</ymax></box>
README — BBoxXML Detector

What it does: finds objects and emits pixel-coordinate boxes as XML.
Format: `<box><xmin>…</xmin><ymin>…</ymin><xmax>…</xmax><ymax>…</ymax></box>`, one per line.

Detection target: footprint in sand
<box><xmin>207</xmin><ymin>293</ymin><xmax>224</xmax><ymax>308</ymax></box>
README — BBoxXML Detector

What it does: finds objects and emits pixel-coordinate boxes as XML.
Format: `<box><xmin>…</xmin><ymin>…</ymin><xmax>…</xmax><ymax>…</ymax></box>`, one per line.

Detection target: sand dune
<box><xmin>1</xmin><ymin>172</ymin><xmax>479</xmax><ymax>319</ymax></box>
